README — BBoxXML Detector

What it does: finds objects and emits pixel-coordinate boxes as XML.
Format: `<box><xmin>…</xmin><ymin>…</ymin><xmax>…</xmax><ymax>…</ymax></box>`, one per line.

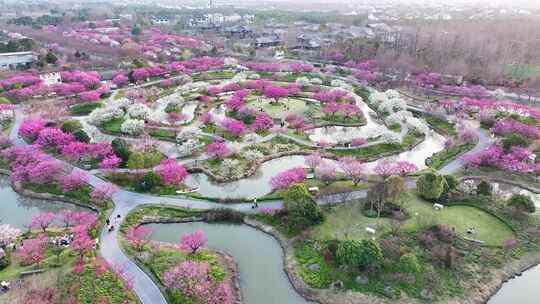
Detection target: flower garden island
<box><xmin>0</xmin><ymin>56</ymin><xmax>539</xmax><ymax>304</ymax></box>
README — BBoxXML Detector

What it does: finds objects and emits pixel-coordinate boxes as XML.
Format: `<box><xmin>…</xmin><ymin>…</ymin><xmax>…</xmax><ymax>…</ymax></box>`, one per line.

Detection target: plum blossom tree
<box><xmin>18</xmin><ymin>117</ymin><xmax>46</xmax><ymax>141</ymax></box>
<box><xmin>179</xmin><ymin>230</ymin><xmax>208</xmax><ymax>254</ymax></box>
<box><xmin>316</xmin><ymin>162</ymin><xmax>337</xmax><ymax>184</ymax></box>
<box><xmin>219</xmin><ymin>118</ymin><xmax>246</xmax><ymax>137</ymax></box>
<box><xmin>71</xmin><ymin>225</ymin><xmax>96</xmax><ymax>261</ymax></box>
<box><xmin>126</xmin><ymin>226</ymin><xmax>154</xmax><ymax>252</ymax></box>
<box><xmin>91</xmin><ymin>182</ymin><xmax>118</xmax><ymax>206</ymax></box>
<box><xmin>206</xmin><ymin>141</ymin><xmax>232</xmax><ymax>160</ymax></box>
<box><xmin>164</xmin><ymin>261</ymin><xmax>211</xmax><ymax>302</ymax></box>
<box><xmin>339</xmin><ymin>157</ymin><xmax>364</xmax><ymax>186</ymax></box>
<box><xmin>0</xmin><ymin>224</ymin><xmax>21</xmax><ymax>248</ymax></box>
<box><xmin>304</xmin><ymin>153</ymin><xmax>322</xmax><ymax>171</ymax></box>
<box><xmin>264</xmin><ymin>86</ymin><xmax>289</xmax><ymax>104</ymax></box>
<box><xmin>394</xmin><ymin>161</ymin><xmax>418</xmax><ymax>176</ymax></box>
<box><xmin>374</xmin><ymin>160</ymin><xmax>395</xmax><ymax>178</ymax></box>
<box><xmin>17</xmin><ymin>234</ymin><xmax>48</xmax><ymax>267</ymax></box>
<box><xmin>270</xmin><ymin>167</ymin><xmax>306</xmax><ymax>190</ymax></box>
<box><xmin>30</xmin><ymin>212</ymin><xmax>56</xmax><ymax>232</ymax></box>
<box><xmin>112</xmin><ymin>74</ymin><xmax>129</xmax><ymax>87</ymax></box>
<box><xmin>58</xmin><ymin>169</ymin><xmax>89</xmax><ymax>192</ymax></box>
<box><xmin>252</xmin><ymin>112</ymin><xmax>274</xmax><ymax>132</ymax></box>
<box><xmin>27</xmin><ymin>159</ymin><xmax>63</xmax><ymax>185</ymax></box>
<box><xmin>154</xmin><ymin>159</ymin><xmax>188</xmax><ymax>186</ymax></box>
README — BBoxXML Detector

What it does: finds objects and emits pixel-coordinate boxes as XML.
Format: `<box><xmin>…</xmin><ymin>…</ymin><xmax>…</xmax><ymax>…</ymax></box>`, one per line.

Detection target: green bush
<box><xmin>73</xmin><ymin>129</ymin><xmax>91</xmax><ymax>143</ymax></box>
<box><xmin>476</xmin><ymin>180</ymin><xmax>492</xmax><ymax>196</ymax></box>
<box><xmin>417</xmin><ymin>171</ymin><xmax>447</xmax><ymax>201</ymax></box>
<box><xmin>70</xmin><ymin>102</ymin><xmax>102</xmax><ymax>116</ymax></box>
<box><xmin>336</xmin><ymin>239</ymin><xmax>383</xmax><ymax>270</ymax></box>
<box><xmin>399</xmin><ymin>253</ymin><xmax>421</xmax><ymax>274</ymax></box>
<box><xmin>112</xmin><ymin>138</ymin><xmax>131</xmax><ymax>164</ymax></box>
<box><xmin>443</xmin><ymin>175</ymin><xmax>459</xmax><ymax>192</ymax></box>
<box><xmin>502</xmin><ymin>134</ymin><xmax>530</xmax><ymax>153</ymax></box>
<box><xmin>127</xmin><ymin>152</ymin><xmax>145</xmax><ymax>169</ymax></box>
<box><xmin>284</xmin><ymin>183</ymin><xmax>324</xmax><ymax>229</ymax></box>
<box><xmin>136</xmin><ymin>171</ymin><xmax>161</xmax><ymax>192</ymax></box>
<box><xmin>61</xmin><ymin>119</ymin><xmax>83</xmax><ymax>133</ymax></box>
<box><xmin>0</xmin><ymin>251</ymin><xmax>11</xmax><ymax>270</ymax></box>
<box><xmin>507</xmin><ymin>194</ymin><xmax>536</xmax><ymax>214</ymax></box>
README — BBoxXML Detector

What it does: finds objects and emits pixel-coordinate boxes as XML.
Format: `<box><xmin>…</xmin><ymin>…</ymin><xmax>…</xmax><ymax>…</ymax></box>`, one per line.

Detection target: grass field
<box><xmin>312</xmin><ymin>192</ymin><xmax>515</xmax><ymax>246</ymax></box>
<box><xmin>247</xmin><ymin>96</ymin><xmax>308</xmax><ymax>119</ymax></box>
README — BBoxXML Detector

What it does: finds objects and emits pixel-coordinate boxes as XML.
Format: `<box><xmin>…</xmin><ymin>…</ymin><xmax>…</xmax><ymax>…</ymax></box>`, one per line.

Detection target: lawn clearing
<box><xmin>247</xmin><ymin>96</ymin><xmax>309</xmax><ymax>119</ymax></box>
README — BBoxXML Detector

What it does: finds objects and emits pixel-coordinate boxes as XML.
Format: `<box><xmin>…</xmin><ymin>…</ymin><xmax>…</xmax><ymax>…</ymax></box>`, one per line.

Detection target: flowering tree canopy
<box><xmin>270</xmin><ymin>167</ymin><xmax>306</xmax><ymax>190</ymax></box>
<box><xmin>179</xmin><ymin>230</ymin><xmax>208</xmax><ymax>254</ymax></box>
<box><xmin>154</xmin><ymin>159</ymin><xmax>188</xmax><ymax>186</ymax></box>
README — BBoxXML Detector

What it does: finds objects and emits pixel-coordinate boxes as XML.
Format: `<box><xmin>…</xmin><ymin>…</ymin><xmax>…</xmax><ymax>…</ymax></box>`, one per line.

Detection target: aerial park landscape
<box><xmin>0</xmin><ymin>2</ymin><xmax>539</xmax><ymax>304</ymax></box>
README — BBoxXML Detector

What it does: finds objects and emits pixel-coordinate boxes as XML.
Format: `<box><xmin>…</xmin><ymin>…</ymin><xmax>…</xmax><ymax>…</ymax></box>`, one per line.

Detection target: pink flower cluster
<box><xmin>374</xmin><ymin>160</ymin><xmax>418</xmax><ymax>177</ymax></box>
<box><xmin>289</xmin><ymin>62</ymin><xmax>314</xmax><ymax>73</ymax></box>
<box><xmin>462</xmin><ymin>144</ymin><xmax>535</xmax><ymax>172</ymax></box>
<box><xmin>245</xmin><ymin>62</ymin><xmax>281</xmax><ymax>72</ymax></box>
<box><xmin>491</xmin><ymin>118</ymin><xmax>540</xmax><ymax>138</ymax></box>
<box><xmin>219</xmin><ymin>117</ymin><xmax>246</xmax><ymax>138</ymax></box>
<box><xmin>206</xmin><ymin>141</ymin><xmax>232</xmax><ymax>160</ymax></box>
<box><xmin>2</xmin><ymin>145</ymin><xmax>63</xmax><ymax>184</ymax></box>
<box><xmin>163</xmin><ymin>260</ymin><xmax>233</xmax><ymax>304</ymax></box>
<box><xmin>313</xmin><ymin>89</ymin><xmax>350</xmax><ymax>104</ymax></box>
<box><xmin>270</xmin><ymin>167</ymin><xmax>306</xmax><ymax>190</ymax></box>
<box><xmin>322</xmin><ymin>102</ymin><xmax>362</xmax><ymax>118</ymax></box>
<box><xmin>154</xmin><ymin>159</ymin><xmax>188</xmax><ymax>186</ymax></box>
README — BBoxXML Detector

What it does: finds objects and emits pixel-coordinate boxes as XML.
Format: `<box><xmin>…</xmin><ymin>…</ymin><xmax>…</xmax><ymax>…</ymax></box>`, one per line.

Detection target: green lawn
<box><xmin>247</xmin><ymin>96</ymin><xmax>308</xmax><ymax>119</ymax></box>
<box><xmin>311</xmin><ymin>193</ymin><xmax>515</xmax><ymax>246</ymax></box>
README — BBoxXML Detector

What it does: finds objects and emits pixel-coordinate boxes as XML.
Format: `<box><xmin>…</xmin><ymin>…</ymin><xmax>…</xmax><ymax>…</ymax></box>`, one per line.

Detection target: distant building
<box><xmin>296</xmin><ymin>34</ymin><xmax>322</xmax><ymax>50</ymax></box>
<box><xmin>224</xmin><ymin>25</ymin><xmax>253</xmax><ymax>39</ymax></box>
<box><xmin>0</xmin><ymin>51</ymin><xmax>35</xmax><ymax>70</ymax></box>
<box><xmin>151</xmin><ymin>17</ymin><xmax>170</xmax><ymax>25</ymax></box>
<box><xmin>254</xmin><ymin>34</ymin><xmax>282</xmax><ymax>48</ymax></box>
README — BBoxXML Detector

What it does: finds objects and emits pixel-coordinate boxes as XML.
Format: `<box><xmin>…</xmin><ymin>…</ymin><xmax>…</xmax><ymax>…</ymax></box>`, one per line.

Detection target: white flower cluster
<box><xmin>310</xmin><ymin>78</ymin><xmax>323</xmax><ymax>85</ymax></box>
<box><xmin>176</xmin><ymin>127</ymin><xmax>199</xmax><ymax>142</ymax></box>
<box><xmin>378</xmin><ymin>97</ymin><xmax>407</xmax><ymax>114</ymax></box>
<box><xmin>405</xmin><ymin>116</ymin><xmax>429</xmax><ymax>134</ymax></box>
<box><xmin>385</xmin><ymin>89</ymin><xmax>401</xmax><ymax>99</ymax></box>
<box><xmin>224</xmin><ymin>57</ymin><xmax>238</xmax><ymax>67</ymax></box>
<box><xmin>380</xmin><ymin>131</ymin><xmax>401</xmax><ymax>144</ymax></box>
<box><xmin>0</xmin><ymin>110</ymin><xmax>13</xmax><ymax>124</ymax></box>
<box><xmin>243</xmin><ymin>149</ymin><xmax>263</xmax><ymax>162</ymax></box>
<box><xmin>127</xmin><ymin>103</ymin><xmax>150</xmax><ymax>120</ymax></box>
<box><xmin>111</xmin><ymin>97</ymin><xmax>133</xmax><ymax>110</ymax></box>
<box><xmin>230</xmin><ymin>72</ymin><xmax>247</xmax><ymax>83</ymax></box>
<box><xmin>220</xmin><ymin>159</ymin><xmax>242</xmax><ymax>177</ymax></box>
<box><xmin>295</xmin><ymin>77</ymin><xmax>310</xmax><ymax>88</ymax></box>
<box><xmin>330</xmin><ymin>79</ymin><xmax>352</xmax><ymax>91</ymax></box>
<box><xmin>120</xmin><ymin>119</ymin><xmax>145</xmax><ymax>135</ymax></box>
<box><xmin>248</xmin><ymin>73</ymin><xmax>260</xmax><ymax>80</ymax></box>
<box><xmin>385</xmin><ymin>110</ymin><xmax>412</xmax><ymax>126</ymax></box>
<box><xmin>185</xmin><ymin>82</ymin><xmax>209</xmax><ymax>93</ymax></box>
<box><xmin>88</xmin><ymin>107</ymin><xmax>124</xmax><ymax>126</ymax></box>
<box><xmin>368</xmin><ymin>91</ymin><xmax>387</xmax><ymax>104</ymax></box>
<box><xmin>177</xmin><ymin>138</ymin><xmax>202</xmax><ymax>157</ymax></box>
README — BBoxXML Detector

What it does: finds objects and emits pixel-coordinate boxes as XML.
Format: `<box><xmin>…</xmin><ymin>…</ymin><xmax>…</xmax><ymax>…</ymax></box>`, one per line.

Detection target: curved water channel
<box><xmin>0</xmin><ymin>177</ymin><xmax>88</xmax><ymax>229</ymax></box>
<box><xmin>184</xmin><ymin>130</ymin><xmax>445</xmax><ymax>199</ymax></box>
<box><xmin>147</xmin><ymin>222</ymin><xmax>310</xmax><ymax>304</ymax></box>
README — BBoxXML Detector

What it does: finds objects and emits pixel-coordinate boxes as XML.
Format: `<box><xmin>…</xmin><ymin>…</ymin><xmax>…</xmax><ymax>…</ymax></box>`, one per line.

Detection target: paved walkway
<box><xmin>7</xmin><ymin>90</ymin><xmax>489</xmax><ymax>303</ymax></box>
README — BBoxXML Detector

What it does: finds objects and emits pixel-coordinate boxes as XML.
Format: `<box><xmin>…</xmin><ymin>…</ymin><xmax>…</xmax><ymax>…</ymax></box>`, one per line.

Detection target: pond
<box><xmin>147</xmin><ymin>222</ymin><xmax>310</xmax><ymax>304</ymax></box>
<box><xmin>0</xmin><ymin>177</ymin><xmax>88</xmax><ymax>229</ymax></box>
<box><xmin>488</xmin><ymin>264</ymin><xmax>540</xmax><ymax>304</ymax></box>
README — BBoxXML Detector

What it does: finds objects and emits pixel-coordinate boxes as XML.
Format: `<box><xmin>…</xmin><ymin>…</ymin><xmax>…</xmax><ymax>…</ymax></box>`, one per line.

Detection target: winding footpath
<box><xmin>7</xmin><ymin>102</ymin><xmax>492</xmax><ymax>304</ymax></box>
